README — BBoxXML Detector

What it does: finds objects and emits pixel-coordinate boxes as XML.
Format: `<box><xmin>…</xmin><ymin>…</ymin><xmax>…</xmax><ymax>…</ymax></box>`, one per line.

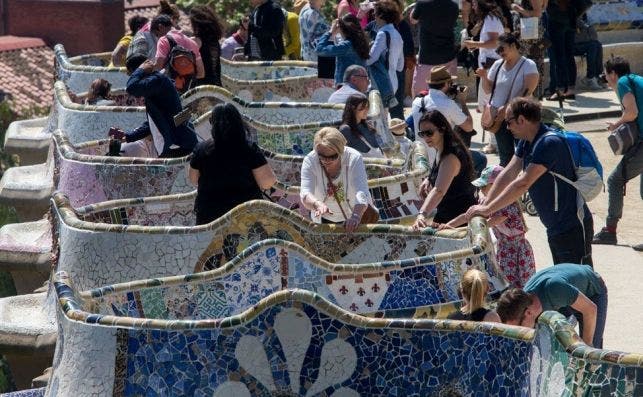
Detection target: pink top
<box><xmin>337</xmin><ymin>0</ymin><xmax>368</xmax><ymax>28</ymax></box>
<box><xmin>156</xmin><ymin>29</ymin><xmax>202</xmax><ymax>61</ymax></box>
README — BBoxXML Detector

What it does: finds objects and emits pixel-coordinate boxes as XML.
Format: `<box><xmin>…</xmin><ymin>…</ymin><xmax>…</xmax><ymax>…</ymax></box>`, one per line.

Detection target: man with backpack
<box><xmin>151</xmin><ymin>15</ymin><xmax>205</xmax><ymax>93</ymax></box>
<box><xmin>465</xmin><ymin>97</ymin><xmax>596</xmax><ymax>266</ymax></box>
<box><xmin>120</xmin><ymin>54</ymin><xmax>198</xmax><ymax>158</ymax></box>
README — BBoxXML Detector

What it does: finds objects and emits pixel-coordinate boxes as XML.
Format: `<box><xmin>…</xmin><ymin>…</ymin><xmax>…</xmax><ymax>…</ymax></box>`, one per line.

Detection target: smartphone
<box><xmin>108</xmin><ymin>127</ymin><xmax>125</xmax><ymax>140</ymax></box>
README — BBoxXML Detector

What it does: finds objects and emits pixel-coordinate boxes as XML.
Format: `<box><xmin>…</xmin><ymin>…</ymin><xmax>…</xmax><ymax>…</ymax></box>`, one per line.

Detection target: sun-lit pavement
<box><xmin>462</xmin><ymin>89</ymin><xmax>643</xmax><ymax>353</ymax></box>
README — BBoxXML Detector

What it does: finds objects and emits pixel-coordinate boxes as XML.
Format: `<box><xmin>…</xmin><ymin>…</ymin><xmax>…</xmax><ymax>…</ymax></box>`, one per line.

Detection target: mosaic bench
<box><xmin>52</xmin><ymin>194</ymin><xmax>496</xmax><ymax>292</ymax></box>
<box><xmin>587</xmin><ymin>0</ymin><xmax>643</xmax><ymax>32</ymax></box>
<box><xmin>0</xmin><ymin>131</ymin><xmax>412</xmax><ymax>295</ymax></box>
<box><xmin>0</xmin><ymin>83</ymin><xmax>345</xmax><ymax>220</ymax></box>
<box><xmin>37</xmin><ymin>271</ymin><xmax>642</xmax><ymax>396</ymax></box>
<box><xmin>56</xmin><ymin>45</ymin><xmax>336</xmax><ymax>103</ymax></box>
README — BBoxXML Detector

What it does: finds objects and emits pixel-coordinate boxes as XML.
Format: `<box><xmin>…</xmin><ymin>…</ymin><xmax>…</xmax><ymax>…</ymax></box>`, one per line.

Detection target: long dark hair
<box><xmin>419</xmin><ymin>110</ymin><xmax>474</xmax><ymax>177</ymax></box>
<box><xmin>476</xmin><ymin>0</ymin><xmax>506</xmax><ymax>26</ymax></box>
<box><xmin>341</xmin><ymin>94</ymin><xmax>371</xmax><ymax>137</ymax></box>
<box><xmin>338</xmin><ymin>14</ymin><xmax>370</xmax><ymax>60</ymax></box>
<box><xmin>189</xmin><ymin>5</ymin><xmax>224</xmax><ymax>43</ymax></box>
<box><xmin>207</xmin><ymin>103</ymin><xmax>249</xmax><ymax>155</ymax></box>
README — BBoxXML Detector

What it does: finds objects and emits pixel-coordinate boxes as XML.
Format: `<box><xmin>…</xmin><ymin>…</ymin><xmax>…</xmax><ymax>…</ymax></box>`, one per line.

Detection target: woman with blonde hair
<box><xmin>300</xmin><ymin>127</ymin><xmax>376</xmax><ymax>232</ymax></box>
<box><xmin>447</xmin><ymin>269</ymin><xmax>501</xmax><ymax>322</ymax></box>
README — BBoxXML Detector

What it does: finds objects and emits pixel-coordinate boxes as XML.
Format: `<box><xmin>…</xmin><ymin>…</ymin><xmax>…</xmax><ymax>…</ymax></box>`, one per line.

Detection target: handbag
<box><xmin>482</xmin><ymin>59</ymin><xmax>526</xmax><ymax>133</ymax></box>
<box><xmin>321</xmin><ymin>162</ymin><xmax>380</xmax><ymax>225</ymax></box>
<box><xmin>608</xmin><ymin>76</ymin><xmax>640</xmax><ymax>155</ymax></box>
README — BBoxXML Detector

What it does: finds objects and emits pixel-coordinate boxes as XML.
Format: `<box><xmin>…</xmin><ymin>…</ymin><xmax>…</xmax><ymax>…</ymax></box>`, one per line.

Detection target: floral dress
<box><xmin>492</xmin><ymin>202</ymin><xmax>536</xmax><ymax>288</ymax></box>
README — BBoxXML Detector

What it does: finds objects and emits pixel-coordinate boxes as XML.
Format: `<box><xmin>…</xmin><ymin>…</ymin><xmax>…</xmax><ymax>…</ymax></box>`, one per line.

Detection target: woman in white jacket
<box><xmin>300</xmin><ymin>127</ymin><xmax>374</xmax><ymax>232</ymax></box>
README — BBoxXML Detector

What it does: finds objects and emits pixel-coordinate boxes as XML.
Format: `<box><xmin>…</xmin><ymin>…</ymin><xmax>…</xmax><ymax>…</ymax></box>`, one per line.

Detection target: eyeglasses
<box><xmin>353</xmin><ymin>74</ymin><xmax>369</xmax><ymax>79</ymax></box>
<box><xmin>495</xmin><ymin>45</ymin><xmax>506</xmax><ymax>55</ymax></box>
<box><xmin>318</xmin><ymin>152</ymin><xmax>339</xmax><ymax>161</ymax></box>
<box><xmin>505</xmin><ymin>116</ymin><xmax>517</xmax><ymax>124</ymax></box>
<box><xmin>418</xmin><ymin>128</ymin><xmax>438</xmax><ymax>138</ymax></box>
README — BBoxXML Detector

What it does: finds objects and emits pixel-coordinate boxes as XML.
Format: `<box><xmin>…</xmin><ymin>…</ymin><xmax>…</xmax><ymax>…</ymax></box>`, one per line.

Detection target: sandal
<box><xmin>546</xmin><ymin>92</ymin><xmax>565</xmax><ymax>101</ymax></box>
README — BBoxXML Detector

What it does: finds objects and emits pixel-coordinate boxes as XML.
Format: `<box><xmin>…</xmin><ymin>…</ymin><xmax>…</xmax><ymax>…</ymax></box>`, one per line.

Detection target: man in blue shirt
<box><xmin>592</xmin><ymin>56</ymin><xmax>643</xmax><ymax>248</ymax></box>
<box><xmin>496</xmin><ymin>264</ymin><xmax>608</xmax><ymax>348</ymax></box>
<box><xmin>122</xmin><ymin>54</ymin><xmax>198</xmax><ymax>158</ymax></box>
<box><xmin>465</xmin><ymin>97</ymin><xmax>594</xmax><ymax>266</ymax></box>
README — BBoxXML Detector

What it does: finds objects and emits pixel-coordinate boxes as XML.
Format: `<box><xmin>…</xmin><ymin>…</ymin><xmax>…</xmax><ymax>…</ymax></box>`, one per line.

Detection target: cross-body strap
<box><xmin>502</xmin><ymin>58</ymin><xmax>527</xmax><ymax>105</ymax></box>
<box><xmin>321</xmin><ymin>161</ymin><xmax>349</xmax><ymax>221</ymax></box>
<box><xmin>488</xmin><ymin>60</ymin><xmax>505</xmax><ymax>103</ymax></box>
<box><xmin>383</xmin><ymin>30</ymin><xmax>391</xmax><ymax>71</ymax></box>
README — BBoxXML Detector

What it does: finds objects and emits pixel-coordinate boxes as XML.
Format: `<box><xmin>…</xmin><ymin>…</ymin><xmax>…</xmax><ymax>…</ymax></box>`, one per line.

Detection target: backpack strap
<box><xmin>166</xmin><ymin>34</ymin><xmax>177</xmax><ymax>50</ymax></box>
<box><xmin>380</xmin><ymin>30</ymin><xmax>391</xmax><ymax>71</ymax></box>
<box><xmin>420</xmin><ymin>96</ymin><xmax>426</xmax><ymax>113</ymax></box>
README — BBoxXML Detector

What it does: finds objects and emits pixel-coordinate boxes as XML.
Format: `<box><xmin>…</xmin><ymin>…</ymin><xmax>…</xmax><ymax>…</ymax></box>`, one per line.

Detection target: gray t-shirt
<box><xmin>488</xmin><ymin>56</ymin><xmax>538</xmax><ymax>108</ymax></box>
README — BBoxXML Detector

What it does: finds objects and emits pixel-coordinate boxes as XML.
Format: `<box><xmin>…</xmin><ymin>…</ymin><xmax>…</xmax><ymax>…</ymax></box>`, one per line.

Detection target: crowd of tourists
<box><xmin>100</xmin><ymin>0</ymin><xmax>643</xmax><ymax>349</ymax></box>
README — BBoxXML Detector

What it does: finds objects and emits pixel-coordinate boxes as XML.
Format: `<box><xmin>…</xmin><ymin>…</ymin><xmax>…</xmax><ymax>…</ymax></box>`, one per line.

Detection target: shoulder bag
<box><xmin>481</xmin><ymin>58</ymin><xmax>526</xmax><ymax>133</ymax></box>
<box><xmin>608</xmin><ymin>75</ymin><xmax>640</xmax><ymax>155</ymax></box>
<box><xmin>321</xmin><ymin>161</ymin><xmax>380</xmax><ymax>224</ymax></box>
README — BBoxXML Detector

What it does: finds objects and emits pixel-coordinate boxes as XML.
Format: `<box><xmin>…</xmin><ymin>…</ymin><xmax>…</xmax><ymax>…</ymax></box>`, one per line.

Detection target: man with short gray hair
<box><xmin>327</xmin><ymin>65</ymin><xmax>370</xmax><ymax>104</ymax></box>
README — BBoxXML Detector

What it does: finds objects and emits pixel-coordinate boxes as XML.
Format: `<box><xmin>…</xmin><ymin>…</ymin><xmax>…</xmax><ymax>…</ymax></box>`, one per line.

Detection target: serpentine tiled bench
<box><xmin>36</xmin><ymin>270</ymin><xmax>643</xmax><ymax>396</ymax></box>
<box><xmin>0</xmin><ymin>293</ymin><xmax>56</xmax><ymax>391</ymax></box>
<box><xmin>588</xmin><ymin>0</ymin><xmax>643</xmax><ymax>32</ymax></box>
<box><xmin>53</xmin><ymin>194</ymin><xmax>497</xmax><ymax>293</ymax></box>
<box><xmin>57</xmin><ymin>45</ymin><xmax>336</xmax><ymax>102</ymax></box>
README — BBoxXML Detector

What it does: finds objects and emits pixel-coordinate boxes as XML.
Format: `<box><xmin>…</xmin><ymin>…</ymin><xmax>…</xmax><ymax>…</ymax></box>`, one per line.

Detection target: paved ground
<box><xmin>462</xmin><ymin>90</ymin><xmax>643</xmax><ymax>354</ymax></box>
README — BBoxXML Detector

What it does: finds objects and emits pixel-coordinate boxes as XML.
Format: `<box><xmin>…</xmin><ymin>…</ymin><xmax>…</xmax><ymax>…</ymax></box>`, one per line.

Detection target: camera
<box><xmin>446</xmin><ymin>84</ymin><xmax>467</xmax><ymax>100</ymax></box>
<box><xmin>108</xmin><ymin>127</ymin><xmax>125</xmax><ymax>140</ymax></box>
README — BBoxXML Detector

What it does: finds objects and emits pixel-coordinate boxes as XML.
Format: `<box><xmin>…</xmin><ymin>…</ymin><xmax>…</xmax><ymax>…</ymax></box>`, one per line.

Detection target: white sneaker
<box><xmin>582</xmin><ymin>77</ymin><xmax>602</xmax><ymax>91</ymax></box>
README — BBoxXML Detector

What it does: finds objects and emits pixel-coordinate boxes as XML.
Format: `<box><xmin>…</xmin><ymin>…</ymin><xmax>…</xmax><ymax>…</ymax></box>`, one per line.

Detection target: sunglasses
<box><xmin>495</xmin><ymin>45</ymin><xmax>506</xmax><ymax>55</ymax></box>
<box><xmin>418</xmin><ymin>128</ymin><xmax>438</xmax><ymax>138</ymax></box>
<box><xmin>318</xmin><ymin>152</ymin><xmax>339</xmax><ymax>161</ymax></box>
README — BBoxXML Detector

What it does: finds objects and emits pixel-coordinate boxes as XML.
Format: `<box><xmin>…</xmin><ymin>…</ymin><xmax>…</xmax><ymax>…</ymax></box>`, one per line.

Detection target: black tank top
<box><xmin>428</xmin><ymin>150</ymin><xmax>477</xmax><ymax>223</ymax></box>
<box><xmin>447</xmin><ymin>307</ymin><xmax>491</xmax><ymax>321</ymax></box>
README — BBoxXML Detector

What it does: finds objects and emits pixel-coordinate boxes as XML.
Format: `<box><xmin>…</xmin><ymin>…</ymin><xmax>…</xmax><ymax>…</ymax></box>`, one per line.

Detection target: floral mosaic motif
<box><xmin>214</xmin><ymin>307</ymin><xmax>358</xmax><ymax>396</ymax></box>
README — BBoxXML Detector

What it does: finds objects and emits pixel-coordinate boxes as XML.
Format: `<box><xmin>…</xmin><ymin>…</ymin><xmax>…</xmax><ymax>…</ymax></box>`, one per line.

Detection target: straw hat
<box><xmin>389</xmin><ymin>118</ymin><xmax>407</xmax><ymax>136</ymax></box>
<box><xmin>426</xmin><ymin>65</ymin><xmax>458</xmax><ymax>85</ymax></box>
<box><xmin>293</xmin><ymin>0</ymin><xmax>308</xmax><ymax>14</ymax></box>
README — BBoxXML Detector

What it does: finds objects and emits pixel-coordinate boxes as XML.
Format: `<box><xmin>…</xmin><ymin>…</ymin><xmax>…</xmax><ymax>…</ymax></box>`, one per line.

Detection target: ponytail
<box><xmin>460</xmin><ymin>269</ymin><xmax>489</xmax><ymax>314</ymax></box>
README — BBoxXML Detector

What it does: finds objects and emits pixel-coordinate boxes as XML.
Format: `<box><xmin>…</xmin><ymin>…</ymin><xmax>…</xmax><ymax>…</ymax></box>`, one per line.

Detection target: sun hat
<box><xmin>472</xmin><ymin>165</ymin><xmax>504</xmax><ymax>187</ymax></box>
<box><xmin>426</xmin><ymin>65</ymin><xmax>458</xmax><ymax>85</ymax></box>
<box><xmin>389</xmin><ymin>118</ymin><xmax>407</xmax><ymax>136</ymax></box>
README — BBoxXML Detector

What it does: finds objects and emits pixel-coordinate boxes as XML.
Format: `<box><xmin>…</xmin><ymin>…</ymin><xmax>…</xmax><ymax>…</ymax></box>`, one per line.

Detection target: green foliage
<box><xmin>0</xmin><ymin>101</ymin><xmax>49</xmax><ymax>300</ymax></box>
<box><xmin>174</xmin><ymin>0</ymin><xmax>338</xmax><ymax>30</ymax></box>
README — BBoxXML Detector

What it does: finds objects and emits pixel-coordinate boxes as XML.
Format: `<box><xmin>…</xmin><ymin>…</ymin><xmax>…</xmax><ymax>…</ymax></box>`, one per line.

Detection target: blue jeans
<box><xmin>495</xmin><ymin>122</ymin><xmax>515</xmax><ymax>167</ymax></box>
<box><xmin>606</xmin><ymin>142</ymin><xmax>643</xmax><ymax>227</ymax></box>
<box><xmin>576</xmin><ymin>277</ymin><xmax>608</xmax><ymax>348</ymax></box>
<box><xmin>547</xmin><ymin>19</ymin><xmax>576</xmax><ymax>90</ymax></box>
<box><xmin>574</xmin><ymin>40</ymin><xmax>603</xmax><ymax>79</ymax></box>
<box><xmin>548</xmin><ymin>214</ymin><xmax>594</xmax><ymax>266</ymax></box>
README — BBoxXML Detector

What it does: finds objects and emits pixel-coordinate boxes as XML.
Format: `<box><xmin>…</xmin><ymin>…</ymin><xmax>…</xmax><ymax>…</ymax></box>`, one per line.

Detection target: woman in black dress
<box><xmin>188</xmin><ymin>104</ymin><xmax>276</xmax><ymax>225</ymax></box>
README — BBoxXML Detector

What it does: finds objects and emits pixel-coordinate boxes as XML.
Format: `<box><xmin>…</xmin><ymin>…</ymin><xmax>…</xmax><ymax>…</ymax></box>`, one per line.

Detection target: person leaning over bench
<box><xmin>497</xmin><ymin>264</ymin><xmax>608</xmax><ymax>348</ymax></box>
<box><xmin>118</xmin><ymin>54</ymin><xmax>198</xmax><ymax>158</ymax></box>
<box><xmin>465</xmin><ymin>97</ymin><xmax>594</xmax><ymax>266</ymax></box>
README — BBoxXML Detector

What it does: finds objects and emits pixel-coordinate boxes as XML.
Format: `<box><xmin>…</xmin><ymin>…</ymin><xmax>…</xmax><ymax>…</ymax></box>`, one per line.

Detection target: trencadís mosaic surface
<box><xmin>53</xmin><ymin>195</ymin><xmax>496</xmax><ymax>293</ymax></box>
<box><xmin>38</xmin><ymin>272</ymin><xmax>642</xmax><ymax>397</ymax></box>
<box><xmin>57</xmin><ymin>44</ymin><xmax>336</xmax><ymax>102</ymax></box>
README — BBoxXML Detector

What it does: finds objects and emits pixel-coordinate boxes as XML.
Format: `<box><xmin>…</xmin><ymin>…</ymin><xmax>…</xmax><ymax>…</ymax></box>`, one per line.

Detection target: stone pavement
<box><xmin>462</xmin><ymin>89</ymin><xmax>643</xmax><ymax>354</ymax></box>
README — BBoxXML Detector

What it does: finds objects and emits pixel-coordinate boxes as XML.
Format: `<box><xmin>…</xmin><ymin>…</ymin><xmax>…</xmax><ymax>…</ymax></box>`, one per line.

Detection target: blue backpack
<box><xmin>532</xmin><ymin>129</ymin><xmax>604</xmax><ymax>204</ymax></box>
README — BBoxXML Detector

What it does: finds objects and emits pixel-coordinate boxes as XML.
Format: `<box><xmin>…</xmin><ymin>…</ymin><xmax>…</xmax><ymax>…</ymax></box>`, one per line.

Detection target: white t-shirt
<box><xmin>478</xmin><ymin>15</ymin><xmax>504</xmax><ymax>68</ymax></box>
<box><xmin>488</xmin><ymin>57</ymin><xmax>538</xmax><ymax>108</ymax></box>
<box><xmin>410</xmin><ymin>89</ymin><xmax>468</xmax><ymax>133</ymax></box>
<box><xmin>328</xmin><ymin>84</ymin><xmax>364</xmax><ymax>104</ymax></box>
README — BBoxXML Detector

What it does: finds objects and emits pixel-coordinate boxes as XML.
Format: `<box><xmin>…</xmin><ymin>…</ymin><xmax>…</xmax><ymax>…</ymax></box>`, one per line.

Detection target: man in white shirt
<box><xmin>328</xmin><ymin>65</ymin><xmax>370</xmax><ymax>104</ymax></box>
<box><xmin>410</xmin><ymin>66</ymin><xmax>473</xmax><ymax>135</ymax></box>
